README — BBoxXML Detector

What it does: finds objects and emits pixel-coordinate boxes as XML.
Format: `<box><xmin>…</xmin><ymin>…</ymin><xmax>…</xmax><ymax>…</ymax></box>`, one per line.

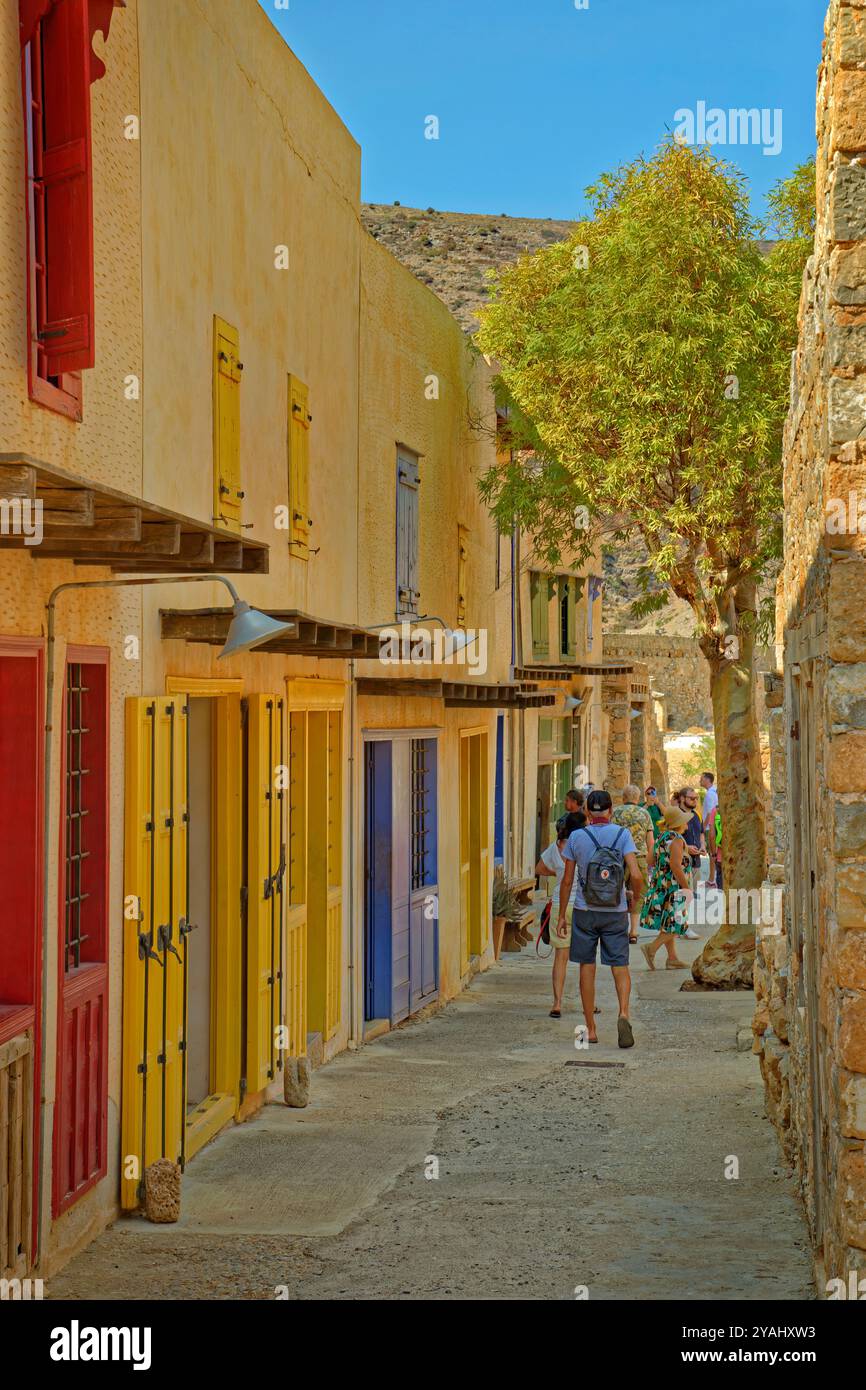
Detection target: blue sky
<box><xmin>258</xmin><ymin>0</ymin><xmax>827</xmax><ymax>222</ymax></box>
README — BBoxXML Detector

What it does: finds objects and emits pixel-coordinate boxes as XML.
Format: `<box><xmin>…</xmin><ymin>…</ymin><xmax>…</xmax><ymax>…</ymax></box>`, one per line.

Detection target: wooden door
<box><xmin>391</xmin><ymin>742</ymin><xmax>411</xmax><ymax>1024</ymax></box>
<box><xmin>364</xmin><ymin>741</ymin><xmax>392</xmax><ymax>1022</ymax></box>
<box><xmin>409</xmin><ymin>737</ymin><xmax>438</xmax><ymax>1011</ymax></box>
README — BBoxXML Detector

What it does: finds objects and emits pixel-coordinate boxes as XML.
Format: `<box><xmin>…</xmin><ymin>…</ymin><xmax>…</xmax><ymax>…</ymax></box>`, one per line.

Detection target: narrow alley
<box><xmin>50</xmin><ymin>937</ymin><xmax>812</xmax><ymax>1302</ymax></box>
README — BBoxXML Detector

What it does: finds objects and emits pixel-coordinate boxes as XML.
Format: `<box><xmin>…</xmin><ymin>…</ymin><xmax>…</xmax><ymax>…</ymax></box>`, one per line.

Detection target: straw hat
<box><xmin>662</xmin><ymin>803</ymin><xmax>691</xmax><ymax>832</ymax></box>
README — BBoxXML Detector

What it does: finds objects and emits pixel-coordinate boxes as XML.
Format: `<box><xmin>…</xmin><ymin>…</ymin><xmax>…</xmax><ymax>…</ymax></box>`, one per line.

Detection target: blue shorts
<box><xmin>569</xmin><ymin>909</ymin><xmax>630</xmax><ymax>967</ymax></box>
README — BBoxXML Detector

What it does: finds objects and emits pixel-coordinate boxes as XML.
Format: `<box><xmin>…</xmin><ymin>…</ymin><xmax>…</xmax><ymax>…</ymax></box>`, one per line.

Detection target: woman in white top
<box><xmin>535</xmin><ymin>811</ymin><xmax>585</xmax><ymax>1018</ymax></box>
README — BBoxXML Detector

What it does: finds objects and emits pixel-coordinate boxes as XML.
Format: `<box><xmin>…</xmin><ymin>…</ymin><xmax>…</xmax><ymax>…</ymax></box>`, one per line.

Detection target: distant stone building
<box><xmin>604</xmin><ymin>633</ymin><xmax>776</xmax><ymax>731</ymax></box>
<box><xmin>601</xmin><ymin>661</ymin><xmax>669</xmax><ymax>803</ymax></box>
<box><xmin>755</xmin><ymin>0</ymin><xmax>866</xmax><ymax>1292</ymax></box>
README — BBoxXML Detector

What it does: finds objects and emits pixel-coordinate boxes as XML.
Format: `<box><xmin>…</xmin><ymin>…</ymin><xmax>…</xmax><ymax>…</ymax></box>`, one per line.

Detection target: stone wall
<box><xmin>754</xmin><ymin>0</ymin><xmax>866</xmax><ymax>1293</ymax></box>
<box><xmin>603</xmin><ymin>634</ymin><xmax>776</xmax><ymax>731</ymax></box>
<box><xmin>601</xmin><ymin>661</ymin><xmax>669</xmax><ymax>802</ymax></box>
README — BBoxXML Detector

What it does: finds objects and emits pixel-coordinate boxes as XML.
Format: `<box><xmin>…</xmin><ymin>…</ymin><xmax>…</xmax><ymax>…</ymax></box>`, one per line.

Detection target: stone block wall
<box><xmin>754</xmin><ymin>0</ymin><xmax>866</xmax><ymax>1293</ymax></box>
<box><xmin>601</xmin><ymin>661</ymin><xmax>669</xmax><ymax>801</ymax></box>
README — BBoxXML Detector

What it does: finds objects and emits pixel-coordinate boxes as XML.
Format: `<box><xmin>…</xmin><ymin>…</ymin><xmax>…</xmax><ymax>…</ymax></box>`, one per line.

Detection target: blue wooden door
<box><xmin>366</xmin><ymin>737</ymin><xmax>439</xmax><ymax>1025</ymax></box>
<box><xmin>493</xmin><ymin>715</ymin><xmax>505</xmax><ymax>868</ymax></box>
<box><xmin>364</xmin><ymin>741</ymin><xmax>392</xmax><ymax>1022</ymax></box>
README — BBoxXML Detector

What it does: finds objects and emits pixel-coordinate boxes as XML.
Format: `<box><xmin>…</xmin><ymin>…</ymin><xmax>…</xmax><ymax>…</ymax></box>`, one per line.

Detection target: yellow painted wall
<box><xmin>357</xmin><ymin>232</ymin><xmax>505</xmax><ymax>676</ymax></box>
<box><xmin>0</xmin><ymin>1</ymin><xmax>143</xmax><ymax>493</ymax></box>
<box><xmin>0</xmin><ymin>1</ymin><xmax>144</xmax><ymax>1273</ymax></box>
<box><xmin>137</xmin><ymin>0</ymin><xmax>361</xmax><ymax>630</ymax></box>
<box><xmin>354</xmin><ymin>235</ymin><xmax>504</xmax><ymax>1005</ymax></box>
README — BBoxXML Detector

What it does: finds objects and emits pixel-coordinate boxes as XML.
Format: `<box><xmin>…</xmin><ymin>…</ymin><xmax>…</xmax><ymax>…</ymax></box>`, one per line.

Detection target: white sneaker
<box><xmin>684</xmin><ymin>928</ymin><xmax>700</xmax><ymax>940</ymax></box>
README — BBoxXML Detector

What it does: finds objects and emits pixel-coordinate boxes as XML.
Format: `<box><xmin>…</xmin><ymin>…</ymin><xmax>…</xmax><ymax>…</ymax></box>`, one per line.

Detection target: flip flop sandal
<box><xmin>617</xmin><ymin>1017</ymin><xmax>635</xmax><ymax>1049</ymax></box>
<box><xmin>549</xmin><ymin>1008</ymin><xmax>562</xmax><ymax>1018</ymax></box>
<box><xmin>628</xmin><ymin>935</ymin><xmax>638</xmax><ymax>944</ymax></box>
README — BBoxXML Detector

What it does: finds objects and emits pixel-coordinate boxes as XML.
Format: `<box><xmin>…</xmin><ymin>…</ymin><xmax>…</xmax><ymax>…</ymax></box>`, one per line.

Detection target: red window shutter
<box><xmin>38</xmin><ymin>0</ymin><xmax>95</xmax><ymax>375</ymax></box>
<box><xmin>20</xmin><ymin>0</ymin><xmax>54</xmax><ymax>49</ymax></box>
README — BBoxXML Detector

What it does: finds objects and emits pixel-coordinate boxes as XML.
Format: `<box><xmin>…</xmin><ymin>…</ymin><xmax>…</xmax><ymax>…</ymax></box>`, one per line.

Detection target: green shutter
<box><xmin>530</xmin><ymin>573</ymin><xmax>550</xmax><ymax>658</ymax></box>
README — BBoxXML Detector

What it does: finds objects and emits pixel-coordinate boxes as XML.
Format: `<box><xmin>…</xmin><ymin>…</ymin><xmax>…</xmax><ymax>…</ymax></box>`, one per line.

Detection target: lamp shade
<box><xmin>564</xmin><ymin>694</ymin><xmax>584</xmax><ymax>711</ymax></box>
<box><xmin>218</xmin><ymin>601</ymin><xmax>297</xmax><ymax>659</ymax></box>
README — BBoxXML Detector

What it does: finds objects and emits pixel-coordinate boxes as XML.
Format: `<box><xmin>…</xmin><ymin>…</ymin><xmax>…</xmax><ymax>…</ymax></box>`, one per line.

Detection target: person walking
<box><xmin>556</xmin><ymin>789</ymin><xmax>643</xmax><ymax>1049</ymax></box>
<box><xmin>612</xmin><ymin>785</ymin><xmax>655</xmax><ymax>945</ymax></box>
<box><xmin>679</xmin><ymin>787</ymin><xmax>705</xmax><ymax>884</ymax></box>
<box><xmin>676</xmin><ymin>787</ymin><xmax>704</xmax><ymax>937</ymax></box>
<box><xmin>565</xmin><ymin>788</ymin><xmax>585</xmax><ymax>815</ymax></box>
<box><xmin>713</xmin><ymin>806</ymin><xmax>723</xmax><ymax>889</ymax></box>
<box><xmin>700</xmin><ymin>771</ymin><xmax>718</xmax><ymax>872</ymax></box>
<box><xmin>639</xmin><ymin>803</ymin><xmax>692</xmax><ymax>971</ymax></box>
<box><xmin>535</xmin><ymin>810</ymin><xmax>585</xmax><ymax>1018</ymax></box>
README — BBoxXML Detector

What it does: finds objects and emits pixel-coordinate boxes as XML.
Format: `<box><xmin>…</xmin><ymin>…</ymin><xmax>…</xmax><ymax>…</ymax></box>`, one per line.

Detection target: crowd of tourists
<box><xmin>534</xmin><ymin>776</ymin><xmax>722</xmax><ymax>1050</ymax></box>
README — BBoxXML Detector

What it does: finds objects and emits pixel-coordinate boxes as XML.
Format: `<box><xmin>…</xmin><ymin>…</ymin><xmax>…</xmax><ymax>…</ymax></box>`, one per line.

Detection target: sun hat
<box><xmin>662</xmin><ymin>803</ymin><xmax>691</xmax><ymax>832</ymax></box>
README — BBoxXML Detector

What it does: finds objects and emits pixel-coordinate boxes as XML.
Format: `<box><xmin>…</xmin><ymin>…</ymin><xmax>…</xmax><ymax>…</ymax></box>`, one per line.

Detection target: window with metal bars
<box><xmin>410</xmin><ymin>738</ymin><xmax>437</xmax><ymax>892</ymax></box>
<box><xmin>62</xmin><ymin>659</ymin><xmax>107</xmax><ymax>974</ymax></box>
<box><xmin>54</xmin><ymin>650</ymin><xmax>108</xmax><ymax>1217</ymax></box>
<box><xmin>64</xmin><ymin>663</ymin><xmax>90</xmax><ymax>972</ymax></box>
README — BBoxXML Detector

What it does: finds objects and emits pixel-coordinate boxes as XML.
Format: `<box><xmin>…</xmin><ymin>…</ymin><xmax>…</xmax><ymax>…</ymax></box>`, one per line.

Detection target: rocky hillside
<box><xmin>361</xmin><ymin>204</ymin><xmax>575</xmax><ymax>334</ymax></box>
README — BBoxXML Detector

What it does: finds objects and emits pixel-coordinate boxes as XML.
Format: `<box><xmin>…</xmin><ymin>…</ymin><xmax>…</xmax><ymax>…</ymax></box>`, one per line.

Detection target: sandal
<box><xmin>628</xmin><ymin>934</ymin><xmax>638</xmax><ymax>944</ymax></box>
<box><xmin>641</xmin><ymin>943</ymin><xmax>656</xmax><ymax>972</ymax></box>
<box><xmin>549</xmin><ymin>1008</ymin><xmax>561</xmax><ymax>1018</ymax></box>
<box><xmin>665</xmin><ymin>959</ymin><xmax>689</xmax><ymax>970</ymax></box>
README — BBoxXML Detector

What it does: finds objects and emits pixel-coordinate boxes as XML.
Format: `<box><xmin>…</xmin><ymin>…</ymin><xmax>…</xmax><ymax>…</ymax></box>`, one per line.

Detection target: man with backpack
<box><xmin>556</xmin><ymin>789</ymin><xmax>643</xmax><ymax>1049</ymax></box>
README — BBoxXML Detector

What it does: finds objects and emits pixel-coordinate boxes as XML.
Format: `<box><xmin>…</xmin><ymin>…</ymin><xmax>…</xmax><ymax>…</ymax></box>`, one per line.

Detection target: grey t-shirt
<box><xmin>561</xmin><ymin>821</ymin><xmax>636</xmax><ymax>913</ymax></box>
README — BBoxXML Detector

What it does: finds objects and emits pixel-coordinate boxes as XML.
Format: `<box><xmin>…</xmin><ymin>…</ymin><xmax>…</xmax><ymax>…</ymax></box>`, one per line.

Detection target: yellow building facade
<box><xmin>0</xmin><ymin>0</ymin><xmax>574</xmax><ymax>1282</ymax></box>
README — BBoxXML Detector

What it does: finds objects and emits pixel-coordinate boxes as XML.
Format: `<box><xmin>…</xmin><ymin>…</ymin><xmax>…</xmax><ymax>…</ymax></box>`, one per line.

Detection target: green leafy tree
<box><xmin>477</xmin><ymin>139</ymin><xmax>811</xmax><ymax>987</ymax></box>
<box><xmin>681</xmin><ymin>735</ymin><xmax>717</xmax><ymax>784</ymax></box>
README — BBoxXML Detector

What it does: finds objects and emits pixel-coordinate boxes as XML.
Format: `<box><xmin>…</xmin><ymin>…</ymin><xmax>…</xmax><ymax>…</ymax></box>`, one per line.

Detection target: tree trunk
<box><xmin>691</xmin><ymin>577</ymin><xmax>767</xmax><ymax>989</ymax></box>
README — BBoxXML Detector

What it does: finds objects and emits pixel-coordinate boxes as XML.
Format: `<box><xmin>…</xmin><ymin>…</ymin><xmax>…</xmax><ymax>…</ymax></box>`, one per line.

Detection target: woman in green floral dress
<box><xmin>639</xmin><ymin>804</ymin><xmax>692</xmax><ymax>971</ymax></box>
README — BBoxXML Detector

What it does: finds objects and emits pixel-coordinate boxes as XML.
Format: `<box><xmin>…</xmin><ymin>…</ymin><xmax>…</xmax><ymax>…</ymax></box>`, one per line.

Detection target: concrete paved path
<box><xmin>51</xmin><ymin>932</ymin><xmax>814</xmax><ymax>1301</ymax></box>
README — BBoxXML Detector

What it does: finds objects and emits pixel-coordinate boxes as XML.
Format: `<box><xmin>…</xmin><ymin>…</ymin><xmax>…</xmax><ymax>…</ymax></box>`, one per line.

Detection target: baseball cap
<box><xmin>586</xmin><ymin>789</ymin><xmax>612</xmax><ymax>814</ymax></box>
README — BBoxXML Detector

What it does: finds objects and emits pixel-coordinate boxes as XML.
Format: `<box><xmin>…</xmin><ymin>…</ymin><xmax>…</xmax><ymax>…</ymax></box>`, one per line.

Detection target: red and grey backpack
<box><xmin>577</xmin><ymin>827</ymin><xmax>626</xmax><ymax>909</ymax></box>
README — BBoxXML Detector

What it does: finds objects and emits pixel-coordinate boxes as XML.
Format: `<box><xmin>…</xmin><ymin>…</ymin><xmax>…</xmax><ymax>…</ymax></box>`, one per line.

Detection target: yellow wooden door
<box><xmin>246</xmin><ymin>694</ymin><xmax>286</xmax><ymax>1094</ymax></box>
<box><xmin>211</xmin><ymin>694</ymin><xmax>243</xmax><ymax>1097</ymax></box>
<box><xmin>122</xmin><ymin>698</ymin><xmax>188</xmax><ymax>1210</ymax></box>
<box><xmin>306</xmin><ymin>710</ymin><xmax>343</xmax><ymax>1041</ymax></box>
<box><xmin>285</xmin><ymin>710</ymin><xmax>308</xmax><ymax>1057</ymax></box>
<box><xmin>477</xmin><ymin>731</ymin><xmax>490</xmax><ymax>953</ymax></box>
<box><xmin>459</xmin><ymin>734</ymin><xmax>471</xmax><ymax>974</ymax></box>
<box><xmin>325</xmin><ymin>710</ymin><xmax>342</xmax><ymax>1039</ymax></box>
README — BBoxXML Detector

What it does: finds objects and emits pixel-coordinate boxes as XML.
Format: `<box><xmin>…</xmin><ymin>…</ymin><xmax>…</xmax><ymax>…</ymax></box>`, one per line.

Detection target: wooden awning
<box><xmin>162</xmin><ymin>607</ymin><xmax>382</xmax><ymax>658</ymax></box>
<box><xmin>0</xmin><ymin>456</ymin><xmax>268</xmax><ymax>574</ymax></box>
<box><xmin>356</xmin><ymin>677</ymin><xmax>556</xmax><ymax>708</ymax></box>
<box><xmin>514</xmin><ymin>661</ymin><xmax>633</xmax><ymax>682</ymax></box>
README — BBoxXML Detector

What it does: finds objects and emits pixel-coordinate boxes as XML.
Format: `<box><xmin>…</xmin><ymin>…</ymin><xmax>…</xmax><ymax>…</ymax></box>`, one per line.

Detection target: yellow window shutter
<box><xmin>246</xmin><ymin>694</ymin><xmax>286</xmax><ymax>1093</ymax></box>
<box><xmin>214</xmin><ymin>317</ymin><xmax>243</xmax><ymax>534</ymax></box>
<box><xmin>457</xmin><ymin>525</ymin><xmax>468</xmax><ymax>628</ymax></box>
<box><xmin>288</xmin><ymin>375</ymin><xmax>311</xmax><ymax>556</ymax></box>
<box><xmin>121</xmin><ymin>697</ymin><xmax>188</xmax><ymax>1210</ymax></box>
